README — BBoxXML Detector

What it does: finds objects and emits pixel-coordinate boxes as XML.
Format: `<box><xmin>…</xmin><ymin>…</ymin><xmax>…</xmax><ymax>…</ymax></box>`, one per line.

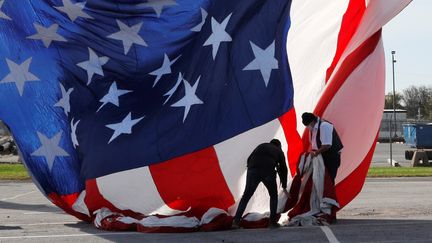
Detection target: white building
<box><xmin>379</xmin><ymin>109</ymin><xmax>407</xmax><ymax>140</ymax></box>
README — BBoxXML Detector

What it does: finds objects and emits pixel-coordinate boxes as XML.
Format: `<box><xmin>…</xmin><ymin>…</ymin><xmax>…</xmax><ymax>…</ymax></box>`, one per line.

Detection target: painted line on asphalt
<box><xmin>0</xmin><ymin>232</ymin><xmax>142</xmax><ymax>240</ymax></box>
<box><xmin>4</xmin><ymin>222</ymin><xmax>79</xmax><ymax>227</ymax></box>
<box><xmin>23</xmin><ymin>212</ymin><xmax>48</xmax><ymax>215</ymax></box>
<box><xmin>321</xmin><ymin>226</ymin><xmax>340</xmax><ymax>243</ymax></box>
<box><xmin>0</xmin><ymin>190</ymin><xmax>36</xmax><ymax>201</ymax></box>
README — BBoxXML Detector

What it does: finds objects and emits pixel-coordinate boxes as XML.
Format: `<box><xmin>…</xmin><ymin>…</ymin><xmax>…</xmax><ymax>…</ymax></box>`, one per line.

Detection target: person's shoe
<box><xmin>268</xmin><ymin>222</ymin><xmax>280</xmax><ymax>229</ymax></box>
<box><xmin>330</xmin><ymin>213</ymin><xmax>337</xmax><ymax>224</ymax></box>
<box><xmin>231</xmin><ymin>221</ymin><xmax>240</xmax><ymax>229</ymax></box>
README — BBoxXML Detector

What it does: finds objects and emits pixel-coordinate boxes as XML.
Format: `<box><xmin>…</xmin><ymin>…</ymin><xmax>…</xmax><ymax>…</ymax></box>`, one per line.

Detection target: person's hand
<box><xmin>310</xmin><ymin>150</ymin><xmax>319</xmax><ymax>157</ymax></box>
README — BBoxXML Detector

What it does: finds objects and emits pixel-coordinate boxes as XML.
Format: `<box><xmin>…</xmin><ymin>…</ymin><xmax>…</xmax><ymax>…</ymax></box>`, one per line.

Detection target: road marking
<box><xmin>4</xmin><ymin>222</ymin><xmax>79</xmax><ymax>227</ymax></box>
<box><xmin>0</xmin><ymin>190</ymin><xmax>36</xmax><ymax>201</ymax></box>
<box><xmin>23</xmin><ymin>212</ymin><xmax>48</xmax><ymax>215</ymax></box>
<box><xmin>321</xmin><ymin>226</ymin><xmax>340</xmax><ymax>243</ymax></box>
<box><xmin>0</xmin><ymin>232</ymin><xmax>142</xmax><ymax>240</ymax></box>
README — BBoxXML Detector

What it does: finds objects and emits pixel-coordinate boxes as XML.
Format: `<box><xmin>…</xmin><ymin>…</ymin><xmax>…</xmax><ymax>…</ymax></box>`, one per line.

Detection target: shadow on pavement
<box><xmin>59</xmin><ymin>218</ymin><xmax>432</xmax><ymax>243</ymax></box>
<box><xmin>0</xmin><ymin>200</ymin><xmax>61</xmax><ymax>213</ymax></box>
<box><xmin>334</xmin><ymin>219</ymin><xmax>432</xmax><ymax>243</ymax></box>
<box><xmin>0</xmin><ymin>225</ymin><xmax>22</xmax><ymax>230</ymax></box>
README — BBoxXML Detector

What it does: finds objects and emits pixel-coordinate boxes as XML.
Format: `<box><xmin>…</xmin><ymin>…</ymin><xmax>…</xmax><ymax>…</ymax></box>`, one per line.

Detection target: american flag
<box><xmin>0</xmin><ymin>0</ymin><xmax>410</xmax><ymax>230</ymax></box>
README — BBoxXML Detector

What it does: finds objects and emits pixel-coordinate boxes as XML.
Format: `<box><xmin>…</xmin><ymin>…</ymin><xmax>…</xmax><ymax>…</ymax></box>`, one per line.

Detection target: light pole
<box><xmin>390</xmin><ymin>50</ymin><xmax>397</xmax><ymax>165</ymax></box>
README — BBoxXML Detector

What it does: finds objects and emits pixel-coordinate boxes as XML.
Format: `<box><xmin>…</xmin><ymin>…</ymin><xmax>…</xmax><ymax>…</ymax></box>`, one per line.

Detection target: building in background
<box><xmin>379</xmin><ymin>109</ymin><xmax>407</xmax><ymax>141</ymax></box>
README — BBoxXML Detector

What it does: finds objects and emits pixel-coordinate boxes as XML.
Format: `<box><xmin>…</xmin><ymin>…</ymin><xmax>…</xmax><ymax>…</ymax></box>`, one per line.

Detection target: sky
<box><xmin>383</xmin><ymin>0</ymin><xmax>432</xmax><ymax>94</ymax></box>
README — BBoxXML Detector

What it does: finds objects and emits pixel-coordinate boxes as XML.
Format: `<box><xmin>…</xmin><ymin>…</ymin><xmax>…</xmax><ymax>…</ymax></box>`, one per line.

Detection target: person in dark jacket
<box><xmin>232</xmin><ymin>139</ymin><xmax>288</xmax><ymax>229</ymax></box>
<box><xmin>301</xmin><ymin>112</ymin><xmax>343</xmax><ymax>183</ymax></box>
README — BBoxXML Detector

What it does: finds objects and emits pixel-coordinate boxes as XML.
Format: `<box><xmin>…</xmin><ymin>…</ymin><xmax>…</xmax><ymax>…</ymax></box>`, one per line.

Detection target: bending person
<box><xmin>232</xmin><ymin>139</ymin><xmax>288</xmax><ymax>229</ymax></box>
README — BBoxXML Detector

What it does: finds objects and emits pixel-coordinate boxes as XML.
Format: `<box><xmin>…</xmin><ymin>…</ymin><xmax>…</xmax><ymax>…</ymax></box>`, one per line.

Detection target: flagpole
<box><xmin>390</xmin><ymin>50</ymin><xmax>397</xmax><ymax>166</ymax></box>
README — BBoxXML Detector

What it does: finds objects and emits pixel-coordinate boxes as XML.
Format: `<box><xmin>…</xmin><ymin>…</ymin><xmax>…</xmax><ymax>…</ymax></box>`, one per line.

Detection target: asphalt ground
<box><xmin>0</xmin><ymin>177</ymin><xmax>432</xmax><ymax>243</ymax></box>
<box><xmin>371</xmin><ymin>143</ymin><xmax>413</xmax><ymax>167</ymax></box>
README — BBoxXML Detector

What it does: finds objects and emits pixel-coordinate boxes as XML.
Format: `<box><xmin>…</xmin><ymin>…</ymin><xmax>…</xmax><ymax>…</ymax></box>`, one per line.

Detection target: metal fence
<box><xmin>0</xmin><ymin>120</ymin><xmax>9</xmax><ymax>136</ymax></box>
<box><xmin>379</xmin><ymin>118</ymin><xmax>432</xmax><ymax>142</ymax></box>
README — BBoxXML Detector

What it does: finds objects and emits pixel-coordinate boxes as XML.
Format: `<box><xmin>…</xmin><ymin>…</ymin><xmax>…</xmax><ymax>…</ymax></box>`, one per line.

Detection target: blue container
<box><xmin>403</xmin><ymin>123</ymin><xmax>432</xmax><ymax>148</ymax></box>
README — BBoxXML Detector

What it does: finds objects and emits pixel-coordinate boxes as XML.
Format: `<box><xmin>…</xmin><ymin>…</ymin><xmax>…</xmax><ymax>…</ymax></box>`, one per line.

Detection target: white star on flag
<box><xmin>54</xmin><ymin>83</ymin><xmax>74</xmax><ymax>115</ymax></box>
<box><xmin>77</xmin><ymin>47</ymin><xmax>109</xmax><ymax>85</ymax></box>
<box><xmin>71</xmin><ymin>118</ymin><xmax>80</xmax><ymax>148</ymax></box>
<box><xmin>27</xmin><ymin>23</ymin><xmax>67</xmax><ymax>48</ymax></box>
<box><xmin>203</xmin><ymin>13</ymin><xmax>232</xmax><ymax>60</ymax></box>
<box><xmin>150</xmin><ymin>54</ymin><xmax>180</xmax><ymax>87</ymax></box>
<box><xmin>31</xmin><ymin>131</ymin><xmax>70</xmax><ymax>171</ymax></box>
<box><xmin>106</xmin><ymin>112</ymin><xmax>144</xmax><ymax>143</ymax></box>
<box><xmin>171</xmin><ymin>76</ymin><xmax>204</xmax><ymax>122</ymax></box>
<box><xmin>139</xmin><ymin>0</ymin><xmax>177</xmax><ymax>18</ymax></box>
<box><xmin>0</xmin><ymin>57</ymin><xmax>40</xmax><ymax>96</ymax></box>
<box><xmin>191</xmin><ymin>8</ymin><xmax>208</xmax><ymax>32</ymax></box>
<box><xmin>163</xmin><ymin>72</ymin><xmax>183</xmax><ymax>105</ymax></box>
<box><xmin>97</xmin><ymin>82</ymin><xmax>132</xmax><ymax>112</ymax></box>
<box><xmin>107</xmin><ymin>20</ymin><xmax>147</xmax><ymax>55</ymax></box>
<box><xmin>54</xmin><ymin>0</ymin><xmax>93</xmax><ymax>22</ymax></box>
<box><xmin>243</xmin><ymin>41</ymin><xmax>278</xmax><ymax>87</ymax></box>
<box><xmin>0</xmin><ymin>0</ymin><xmax>11</xmax><ymax>20</ymax></box>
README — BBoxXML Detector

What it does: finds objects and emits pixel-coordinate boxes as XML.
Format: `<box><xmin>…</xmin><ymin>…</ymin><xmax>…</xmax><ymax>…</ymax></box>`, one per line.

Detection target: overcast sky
<box><xmin>382</xmin><ymin>0</ymin><xmax>432</xmax><ymax>94</ymax></box>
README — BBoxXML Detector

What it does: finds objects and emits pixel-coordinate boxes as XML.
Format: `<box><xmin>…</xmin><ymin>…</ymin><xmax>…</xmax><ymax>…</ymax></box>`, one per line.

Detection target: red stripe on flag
<box><xmin>48</xmin><ymin>192</ymin><xmax>90</xmax><ymax>221</ymax></box>
<box><xmin>326</xmin><ymin>0</ymin><xmax>366</xmax><ymax>81</ymax></box>
<box><xmin>313</xmin><ymin>31</ymin><xmax>382</xmax><ymax>209</ymax></box>
<box><xmin>336</xmin><ymin>133</ymin><xmax>378</xmax><ymax>208</ymax></box>
<box><xmin>315</xmin><ymin>30</ymin><xmax>382</xmax><ymax>116</ymax></box>
<box><xmin>84</xmin><ymin>179</ymin><xmax>143</xmax><ymax>218</ymax></box>
<box><xmin>279</xmin><ymin>108</ymin><xmax>303</xmax><ymax>177</ymax></box>
<box><xmin>149</xmin><ymin>147</ymin><xmax>235</xmax><ymax>217</ymax></box>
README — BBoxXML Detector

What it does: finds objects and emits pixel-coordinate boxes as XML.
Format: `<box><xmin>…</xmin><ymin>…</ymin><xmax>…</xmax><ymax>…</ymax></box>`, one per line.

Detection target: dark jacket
<box><xmin>316</xmin><ymin>119</ymin><xmax>344</xmax><ymax>169</ymax></box>
<box><xmin>247</xmin><ymin>143</ymin><xmax>288</xmax><ymax>188</ymax></box>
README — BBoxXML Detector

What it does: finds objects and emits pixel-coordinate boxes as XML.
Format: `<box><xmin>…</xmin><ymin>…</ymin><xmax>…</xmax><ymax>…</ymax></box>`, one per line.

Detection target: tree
<box><xmin>402</xmin><ymin>85</ymin><xmax>432</xmax><ymax>120</ymax></box>
<box><xmin>384</xmin><ymin>92</ymin><xmax>404</xmax><ymax>109</ymax></box>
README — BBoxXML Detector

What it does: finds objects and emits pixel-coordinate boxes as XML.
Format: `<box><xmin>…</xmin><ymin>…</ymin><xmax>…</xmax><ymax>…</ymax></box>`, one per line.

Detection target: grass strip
<box><xmin>0</xmin><ymin>164</ymin><xmax>30</xmax><ymax>180</ymax></box>
<box><xmin>368</xmin><ymin>166</ymin><xmax>432</xmax><ymax>177</ymax></box>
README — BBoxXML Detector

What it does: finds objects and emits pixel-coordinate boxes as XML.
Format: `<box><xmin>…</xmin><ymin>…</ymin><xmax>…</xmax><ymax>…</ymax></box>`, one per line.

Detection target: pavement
<box><xmin>371</xmin><ymin>143</ymin><xmax>412</xmax><ymax>167</ymax></box>
<box><xmin>0</xmin><ymin>155</ymin><xmax>19</xmax><ymax>164</ymax></box>
<box><xmin>0</xmin><ymin>178</ymin><xmax>432</xmax><ymax>242</ymax></box>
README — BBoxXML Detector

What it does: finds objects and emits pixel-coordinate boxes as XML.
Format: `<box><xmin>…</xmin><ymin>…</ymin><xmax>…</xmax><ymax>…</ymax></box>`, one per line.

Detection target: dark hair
<box><xmin>270</xmin><ymin>139</ymin><xmax>281</xmax><ymax>148</ymax></box>
<box><xmin>301</xmin><ymin>112</ymin><xmax>317</xmax><ymax>126</ymax></box>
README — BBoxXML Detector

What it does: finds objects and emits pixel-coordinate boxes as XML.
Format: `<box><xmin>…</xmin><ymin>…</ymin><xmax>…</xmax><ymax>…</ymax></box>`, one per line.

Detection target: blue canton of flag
<box><xmin>0</xmin><ymin>0</ymin><xmax>293</xmax><ymax>196</ymax></box>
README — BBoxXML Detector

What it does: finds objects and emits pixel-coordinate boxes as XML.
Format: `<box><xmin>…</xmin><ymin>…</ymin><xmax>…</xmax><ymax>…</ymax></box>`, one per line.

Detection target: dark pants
<box><xmin>323</xmin><ymin>152</ymin><xmax>341</xmax><ymax>183</ymax></box>
<box><xmin>234</xmin><ymin>170</ymin><xmax>278</xmax><ymax>223</ymax></box>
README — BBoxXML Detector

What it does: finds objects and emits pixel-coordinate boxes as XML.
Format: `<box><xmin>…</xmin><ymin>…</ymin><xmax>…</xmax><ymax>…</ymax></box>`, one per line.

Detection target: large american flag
<box><xmin>0</xmin><ymin>0</ymin><xmax>410</xmax><ymax>230</ymax></box>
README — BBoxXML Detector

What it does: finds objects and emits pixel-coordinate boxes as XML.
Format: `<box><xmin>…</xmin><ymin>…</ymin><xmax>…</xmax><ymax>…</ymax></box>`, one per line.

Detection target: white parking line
<box><xmin>321</xmin><ymin>226</ymin><xmax>340</xmax><ymax>243</ymax></box>
<box><xmin>4</xmin><ymin>222</ymin><xmax>78</xmax><ymax>227</ymax></box>
<box><xmin>0</xmin><ymin>190</ymin><xmax>36</xmax><ymax>201</ymax></box>
<box><xmin>23</xmin><ymin>212</ymin><xmax>48</xmax><ymax>215</ymax></box>
<box><xmin>0</xmin><ymin>232</ymin><xmax>142</xmax><ymax>240</ymax></box>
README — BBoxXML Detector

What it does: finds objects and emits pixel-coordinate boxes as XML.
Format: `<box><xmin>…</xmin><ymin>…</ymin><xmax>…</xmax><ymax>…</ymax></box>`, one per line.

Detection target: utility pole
<box><xmin>390</xmin><ymin>50</ymin><xmax>397</xmax><ymax>165</ymax></box>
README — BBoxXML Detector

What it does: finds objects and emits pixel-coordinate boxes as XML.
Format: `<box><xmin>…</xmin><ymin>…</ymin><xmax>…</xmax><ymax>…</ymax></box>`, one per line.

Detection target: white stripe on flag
<box><xmin>326</xmin><ymin>38</ymin><xmax>385</xmax><ymax>184</ymax></box>
<box><xmin>214</xmin><ymin>119</ymin><xmax>288</xmax><ymax>215</ymax></box>
<box><xmin>329</xmin><ymin>0</ymin><xmax>412</xmax><ymax>82</ymax></box>
<box><xmin>96</xmin><ymin>166</ymin><xmax>185</xmax><ymax>216</ymax></box>
<box><xmin>288</xmin><ymin>0</ymin><xmax>349</xmax><ymax>133</ymax></box>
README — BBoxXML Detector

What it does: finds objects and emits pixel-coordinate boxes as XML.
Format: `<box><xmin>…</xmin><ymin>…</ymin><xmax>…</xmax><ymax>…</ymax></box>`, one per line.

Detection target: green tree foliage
<box><xmin>384</xmin><ymin>92</ymin><xmax>404</xmax><ymax>110</ymax></box>
<box><xmin>401</xmin><ymin>85</ymin><xmax>432</xmax><ymax>120</ymax></box>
